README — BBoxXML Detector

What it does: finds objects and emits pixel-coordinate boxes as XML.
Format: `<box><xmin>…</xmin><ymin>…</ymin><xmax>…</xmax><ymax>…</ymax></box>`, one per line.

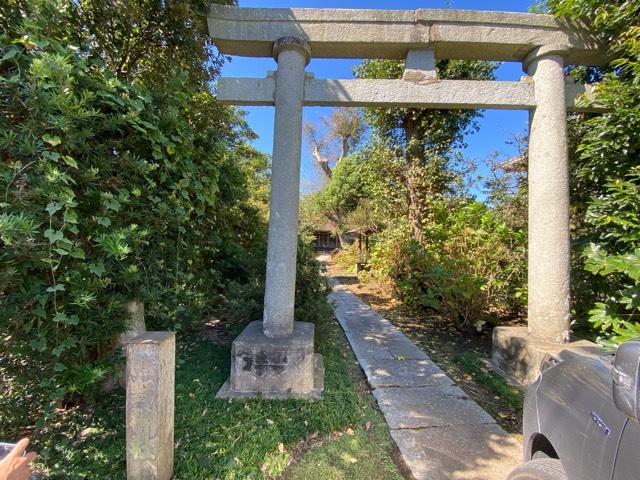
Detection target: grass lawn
<box><xmin>31</xmin><ymin>312</ymin><xmax>403</xmax><ymax>479</ymax></box>
<box><xmin>452</xmin><ymin>351</ymin><xmax>524</xmax><ymax>411</ymax></box>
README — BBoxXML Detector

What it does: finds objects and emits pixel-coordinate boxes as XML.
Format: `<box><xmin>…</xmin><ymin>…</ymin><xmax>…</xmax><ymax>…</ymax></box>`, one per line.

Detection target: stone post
<box><xmin>263</xmin><ymin>36</ymin><xmax>311</xmax><ymax>338</ymax></box>
<box><xmin>525</xmin><ymin>45</ymin><xmax>571</xmax><ymax>343</ymax></box>
<box><xmin>125</xmin><ymin>332</ymin><xmax>175</xmax><ymax>480</ymax></box>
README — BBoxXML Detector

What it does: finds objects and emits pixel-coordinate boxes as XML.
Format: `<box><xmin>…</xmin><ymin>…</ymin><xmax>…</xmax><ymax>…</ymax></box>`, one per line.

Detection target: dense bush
<box><xmin>577</xmin><ymin>166</ymin><xmax>640</xmax><ymax>344</ymax></box>
<box><xmin>221</xmin><ymin>239</ymin><xmax>332</xmax><ymax>338</ymax></box>
<box><xmin>548</xmin><ymin>0</ymin><xmax>640</xmax><ymax>343</ymax></box>
<box><xmin>366</xmin><ymin>202</ymin><xmax>526</xmax><ymax>330</ymax></box>
<box><xmin>0</xmin><ymin>0</ymin><xmax>272</xmax><ymax>432</ymax></box>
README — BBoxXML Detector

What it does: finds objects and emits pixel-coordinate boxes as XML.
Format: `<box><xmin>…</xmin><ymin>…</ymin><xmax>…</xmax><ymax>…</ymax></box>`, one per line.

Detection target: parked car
<box><xmin>509</xmin><ymin>339</ymin><xmax>640</xmax><ymax>480</ymax></box>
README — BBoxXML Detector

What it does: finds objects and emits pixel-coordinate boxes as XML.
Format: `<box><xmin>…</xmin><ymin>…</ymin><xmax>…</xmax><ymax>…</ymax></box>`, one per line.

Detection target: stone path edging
<box><xmin>329</xmin><ymin>279</ymin><xmax>522</xmax><ymax>480</ymax></box>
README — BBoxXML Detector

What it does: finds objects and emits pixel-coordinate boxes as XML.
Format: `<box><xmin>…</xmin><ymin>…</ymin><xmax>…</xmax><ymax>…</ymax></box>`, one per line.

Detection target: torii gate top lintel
<box><xmin>207</xmin><ymin>4</ymin><xmax>606</xmax><ymax>65</ymax></box>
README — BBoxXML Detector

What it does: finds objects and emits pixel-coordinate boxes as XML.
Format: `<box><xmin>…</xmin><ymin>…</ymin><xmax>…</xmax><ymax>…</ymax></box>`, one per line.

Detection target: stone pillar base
<box><xmin>491</xmin><ymin>326</ymin><xmax>602</xmax><ymax>389</ymax></box>
<box><xmin>216</xmin><ymin>321</ymin><xmax>324</xmax><ymax>400</ymax></box>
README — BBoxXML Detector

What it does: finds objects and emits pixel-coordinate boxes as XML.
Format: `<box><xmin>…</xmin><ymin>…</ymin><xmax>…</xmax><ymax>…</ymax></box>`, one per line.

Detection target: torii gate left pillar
<box><xmin>216</xmin><ymin>37</ymin><xmax>324</xmax><ymax>400</ymax></box>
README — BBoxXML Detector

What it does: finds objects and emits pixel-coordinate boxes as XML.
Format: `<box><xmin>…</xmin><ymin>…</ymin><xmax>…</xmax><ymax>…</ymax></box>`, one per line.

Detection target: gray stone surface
<box><xmin>346</xmin><ymin>335</ymin><xmax>396</xmax><ymax>363</ymax></box>
<box><xmin>366</xmin><ymin>359</ymin><xmax>453</xmax><ymax>388</ymax></box>
<box><xmin>330</xmin><ymin>279</ymin><xmax>522</xmax><ymax>480</ymax></box>
<box><xmin>403</xmin><ymin>49</ymin><xmax>437</xmax><ymax>82</ymax></box>
<box><xmin>207</xmin><ymin>5</ymin><xmax>605</xmax><ymax>64</ymax></box>
<box><xmin>262</xmin><ymin>36</ymin><xmax>308</xmax><ymax>338</ymax></box>
<box><xmin>526</xmin><ymin>50</ymin><xmax>571</xmax><ymax>343</ymax></box>
<box><xmin>374</xmin><ymin>385</ymin><xmax>496</xmax><ymax>429</ymax></box>
<box><xmin>217</xmin><ymin>77</ymin><xmax>602</xmax><ymax>113</ymax></box>
<box><xmin>492</xmin><ymin>325</ymin><xmax>602</xmax><ymax>388</ymax></box>
<box><xmin>217</xmin><ymin>353</ymin><xmax>324</xmax><ymax>401</ymax></box>
<box><xmin>381</xmin><ymin>333</ymin><xmax>430</xmax><ymax>360</ymax></box>
<box><xmin>391</xmin><ymin>424</ymin><xmax>522</xmax><ymax>480</ymax></box>
<box><xmin>217</xmin><ymin>321</ymin><xmax>323</xmax><ymax>399</ymax></box>
<box><xmin>125</xmin><ymin>332</ymin><xmax>175</xmax><ymax>480</ymax></box>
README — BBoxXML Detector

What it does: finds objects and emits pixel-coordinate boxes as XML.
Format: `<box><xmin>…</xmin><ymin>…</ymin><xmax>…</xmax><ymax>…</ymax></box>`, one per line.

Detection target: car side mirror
<box><xmin>612</xmin><ymin>338</ymin><xmax>640</xmax><ymax>422</ymax></box>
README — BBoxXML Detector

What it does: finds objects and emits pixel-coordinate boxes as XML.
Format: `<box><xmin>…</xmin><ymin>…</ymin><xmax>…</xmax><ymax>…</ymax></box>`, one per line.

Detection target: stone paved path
<box><xmin>329</xmin><ymin>279</ymin><xmax>522</xmax><ymax>480</ymax></box>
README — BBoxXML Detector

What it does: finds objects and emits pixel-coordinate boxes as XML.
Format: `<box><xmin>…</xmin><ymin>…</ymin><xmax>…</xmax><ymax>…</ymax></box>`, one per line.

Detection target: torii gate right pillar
<box><xmin>491</xmin><ymin>45</ymin><xmax>601</xmax><ymax>387</ymax></box>
<box><xmin>525</xmin><ymin>45</ymin><xmax>571</xmax><ymax>344</ymax></box>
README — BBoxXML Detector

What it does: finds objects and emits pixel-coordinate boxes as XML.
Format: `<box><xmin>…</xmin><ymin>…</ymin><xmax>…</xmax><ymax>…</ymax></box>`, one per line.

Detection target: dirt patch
<box><xmin>326</xmin><ymin>259</ymin><xmax>524</xmax><ymax>435</ymax></box>
<box><xmin>201</xmin><ymin>317</ymin><xmax>229</xmax><ymax>345</ymax></box>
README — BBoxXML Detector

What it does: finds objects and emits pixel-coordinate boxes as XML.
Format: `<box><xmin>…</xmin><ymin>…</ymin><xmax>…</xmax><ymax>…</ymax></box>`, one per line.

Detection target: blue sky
<box><xmin>219</xmin><ymin>0</ymin><xmax>535</xmax><ymax>194</ymax></box>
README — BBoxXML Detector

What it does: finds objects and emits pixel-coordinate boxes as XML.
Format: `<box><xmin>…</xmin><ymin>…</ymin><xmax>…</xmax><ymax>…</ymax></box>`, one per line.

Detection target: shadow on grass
<box><xmin>35</xmin><ymin>312</ymin><xmax>403</xmax><ymax>480</ymax></box>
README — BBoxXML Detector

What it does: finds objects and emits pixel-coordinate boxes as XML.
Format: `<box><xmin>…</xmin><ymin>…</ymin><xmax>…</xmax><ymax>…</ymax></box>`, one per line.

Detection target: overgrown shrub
<box><xmin>0</xmin><ymin>7</ymin><xmax>265</xmax><ymax>431</ymax></box>
<box><xmin>583</xmin><ymin>244</ymin><xmax>640</xmax><ymax>346</ymax></box>
<box><xmin>221</xmin><ymin>239</ymin><xmax>332</xmax><ymax>337</ymax></box>
<box><xmin>367</xmin><ymin>202</ymin><xmax>526</xmax><ymax>330</ymax></box>
<box><xmin>334</xmin><ymin>243</ymin><xmax>361</xmax><ymax>272</ymax></box>
<box><xmin>548</xmin><ymin>0</ymin><xmax>640</xmax><ymax>343</ymax></box>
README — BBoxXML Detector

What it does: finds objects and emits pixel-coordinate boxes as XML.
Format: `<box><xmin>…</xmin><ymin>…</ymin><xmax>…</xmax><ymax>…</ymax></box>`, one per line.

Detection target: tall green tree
<box><xmin>353</xmin><ymin>59</ymin><xmax>497</xmax><ymax>242</ymax></box>
<box><xmin>0</xmin><ymin>0</ymin><xmax>234</xmax><ymax>87</ymax></box>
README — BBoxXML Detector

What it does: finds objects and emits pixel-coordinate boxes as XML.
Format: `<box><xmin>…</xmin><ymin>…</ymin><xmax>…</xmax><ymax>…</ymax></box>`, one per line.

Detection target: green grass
<box><xmin>33</xmin><ymin>313</ymin><xmax>402</xmax><ymax>479</ymax></box>
<box><xmin>283</xmin><ymin>424</ymin><xmax>401</xmax><ymax>480</ymax></box>
<box><xmin>452</xmin><ymin>351</ymin><xmax>524</xmax><ymax>410</ymax></box>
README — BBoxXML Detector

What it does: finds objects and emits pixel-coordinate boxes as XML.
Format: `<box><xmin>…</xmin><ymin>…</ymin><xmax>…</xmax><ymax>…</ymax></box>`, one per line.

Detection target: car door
<box><xmin>537</xmin><ymin>353</ymin><xmax>626</xmax><ymax>480</ymax></box>
<box><xmin>578</xmin><ymin>375</ymin><xmax>628</xmax><ymax>480</ymax></box>
<box><xmin>612</xmin><ymin>418</ymin><xmax>640</xmax><ymax>480</ymax></box>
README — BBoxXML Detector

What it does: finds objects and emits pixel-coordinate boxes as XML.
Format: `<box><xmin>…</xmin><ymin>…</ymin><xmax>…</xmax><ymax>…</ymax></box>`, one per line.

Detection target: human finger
<box><xmin>8</xmin><ymin>457</ymin><xmax>32</xmax><ymax>480</ymax></box>
<box><xmin>23</xmin><ymin>451</ymin><xmax>37</xmax><ymax>463</ymax></box>
<box><xmin>4</xmin><ymin>438</ymin><xmax>29</xmax><ymax>460</ymax></box>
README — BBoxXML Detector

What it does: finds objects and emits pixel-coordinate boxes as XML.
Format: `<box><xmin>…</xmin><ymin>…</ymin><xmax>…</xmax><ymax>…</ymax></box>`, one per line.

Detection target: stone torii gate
<box><xmin>208</xmin><ymin>5</ymin><xmax>606</xmax><ymax>398</ymax></box>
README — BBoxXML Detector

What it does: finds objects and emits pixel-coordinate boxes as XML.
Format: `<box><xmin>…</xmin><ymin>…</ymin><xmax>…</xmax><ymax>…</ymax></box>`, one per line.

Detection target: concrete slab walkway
<box><xmin>328</xmin><ymin>278</ymin><xmax>522</xmax><ymax>480</ymax></box>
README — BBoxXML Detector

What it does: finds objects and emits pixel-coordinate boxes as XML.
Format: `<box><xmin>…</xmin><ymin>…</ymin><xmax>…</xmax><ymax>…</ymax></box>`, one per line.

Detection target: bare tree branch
<box><xmin>304</xmin><ymin>108</ymin><xmax>366</xmax><ymax>181</ymax></box>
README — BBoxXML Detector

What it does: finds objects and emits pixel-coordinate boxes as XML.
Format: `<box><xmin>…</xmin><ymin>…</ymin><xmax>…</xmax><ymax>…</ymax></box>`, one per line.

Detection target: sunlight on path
<box><xmin>328</xmin><ymin>276</ymin><xmax>522</xmax><ymax>480</ymax></box>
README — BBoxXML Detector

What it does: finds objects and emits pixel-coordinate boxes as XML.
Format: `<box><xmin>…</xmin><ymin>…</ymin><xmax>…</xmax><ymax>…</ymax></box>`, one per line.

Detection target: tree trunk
<box><xmin>404</xmin><ymin>119</ymin><xmax>425</xmax><ymax>243</ymax></box>
<box><xmin>312</xmin><ymin>144</ymin><xmax>333</xmax><ymax>179</ymax></box>
<box><xmin>337</xmin><ymin>232</ymin><xmax>349</xmax><ymax>248</ymax></box>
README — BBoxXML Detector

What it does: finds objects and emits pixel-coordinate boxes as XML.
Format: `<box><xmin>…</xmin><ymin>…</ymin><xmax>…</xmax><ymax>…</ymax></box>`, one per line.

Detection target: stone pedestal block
<box><xmin>216</xmin><ymin>321</ymin><xmax>324</xmax><ymax>400</ymax></box>
<box><xmin>125</xmin><ymin>332</ymin><xmax>175</xmax><ymax>480</ymax></box>
<box><xmin>491</xmin><ymin>326</ymin><xmax>602</xmax><ymax>388</ymax></box>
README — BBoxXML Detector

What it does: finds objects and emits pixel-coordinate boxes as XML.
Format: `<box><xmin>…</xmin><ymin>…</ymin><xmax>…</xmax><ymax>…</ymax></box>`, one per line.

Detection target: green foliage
<box><xmin>283</xmin><ymin>424</ymin><xmax>403</xmax><ymax>480</ymax></box>
<box><xmin>29</xmin><ymin>306</ymin><xmax>399</xmax><ymax>479</ymax></box>
<box><xmin>334</xmin><ymin>243</ymin><xmax>361</xmax><ymax>273</ymax></box>
<box><xmin>302</xmin><ymin>155</ymin><xmax>370</xmax><ymax>236</ymax></box>
<box><xmin>220</xmin><ymin>239</ymin><xmax>332</xmax><ymax>338</ymax></box>
<box><xmin>0</xmin><ymin>0</ymin><xmax>271</xmax><ymax>432</ymax></box>
<box><xmin>353</xmin><ymin>59</ymin><xmax>497</xmax><ymax>155</ymax></box>
<box><xmin>312</xmin><ymin>133</ymin><xmax>527</xmax><ymax>329</ymax></box>
<box><xmin>0</xmin><ymin>0</ymin><xmax>235</xmax><ymax>89</ymax></box>
<box><xmin>367</xmin><ymin>202</ymin><xmax>526</xmax><ymax>330</ymax></box>
<box><xmin>583</xmin><ymin>244</ymin><xmax>640</xmax><ymax>345</ymax></box>
<box><xmin>354</xmin><ymin>58</ymin><xmax>498</xmax><ymax>242</ymax></box>
<box><xmin>307</xmin><ymin>101</ymin><xmax>527</xmax><ymax>328</ymax></box>
<box><xmin>584</xmin><ymin>166</ymin><xmax>640</xmax><ymax>251</ymax></box>
<box><xmin>318</xmin><ymin>157</ymin><xmax>368</xmax><ymax>220</ymax></box>
<box><xmin>452</xmin><ymin>352</ymin><xmax>523</xmax><ymax>411</ymax></box>
<box><xmin>547</xmin><ymin>0</ymin><xmax>640</xmax><ymax>342</ymax></box>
